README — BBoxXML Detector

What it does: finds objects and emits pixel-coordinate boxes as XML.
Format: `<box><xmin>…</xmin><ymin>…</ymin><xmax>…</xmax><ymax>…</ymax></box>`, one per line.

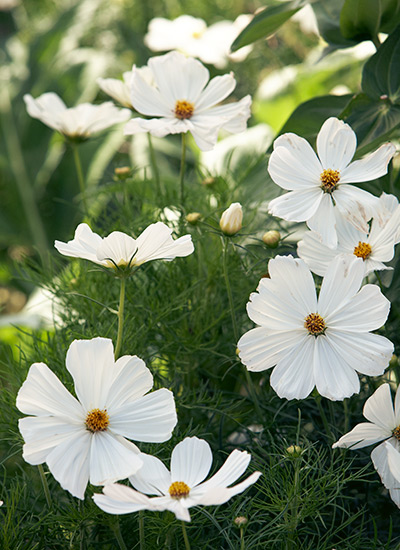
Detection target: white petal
<box><xmin>133</xmin><ymin>222</ymin><xmax>194</xmax><ymax>265</ymax></box>
<box><xmin>170</xmin><ymin>437</ymin><xmax>212</xmax><ymax>487</ymax></box>
<box><xmin>193</xmin><ymin>472</ymin><xmax>261</xmax><ymax>506</ymax></box>
<box><xmin>197</xmin><ymin>95</ymin><xmax>251</xmax><ymax>134</ymax></box>
<box><xmin>371</xmin><ymin>440</ymin><xmax>400</xmax><ymax>489</ymax></box>
<box><xmin>94</xmin><ymin>484</ymin><xmax>161</xmax><ymax>514</ymax></box>
<box><xmin>24</xmin><ymin>92</ymin><xmax>66</xmax><ymax>132</ymax></box>
<box><xmin>16</xmin><ymin>363</ymin><xmax>82</xmax><ymax>419</ymax></box>
<box><xmin>363</xmin><ymin>384</ymin><xmax>396</xmax><ymax>430</ymax></box>
<box><xmin>46</xmin><ymin>430</ymin><xmax>91</xmax><ymax>499</ymax></box>
<box><xmin>306</xmin><ymin>193</ymin><xmax>337</xmax><ymax>248</ymax></box>
<box><xmin>193</xmin><ymin>449</ymin><xmax>250</xmax><ymax>493</ymax></box>
<box><xmin>96</xmin><ymin>231</ymin><xmax>137</xmax><ymax>266</ymax></box>
<box><xmin>297</xmin><ymin>231</ymin><xmax>337</xmax><ymax>276</ymax></box>
<box><xmin>186</xmin><ymin>117</ymin><xmax>222</xmax><ymax>151</ymax></box>
<box><xmin>66</xmin><ymin>338</ymin><xmax>118</xmax><ymax>410</ymax></box>
<box><xmin>332</xmin><ymin>423</ymin><xmax>389</xmax><ymax>450</ymax></box>
<box><xmin>313</xmin><ymin>335</ymin><xmax>360</xmax><ymax>400</ymax></box>
<box><xmin>340</xmin><ymin>143</ymin><xmax>396</xmax><ymax>183</ymax></box>
<box><xmin>268</xmin><ymin>188</ymin><xmax>323</xmax><ymax>222</ymax></box>
<box><xmin>270</xmin><ymin>335</ymin><xmax>316</xmax><ymax>400</ymax></box>
<box><xmin>316</xmin><ymin>117</ymin><xmax>357</xmax><ymax>171</ymax></box>
<box><xmin>89</xmin><ymin>432</ymin><xmax>143</xmax><ymax>486</ymax></box>
<box><xmin>130</xmin><ymin>68</ymin><xmax>172</xmax><ymax>117</ymax></box>
<box><xmin>383</xmin><ymin>441</ymin><xmax>400</xmax><ymax>485</ymax></box>
<box><xmin>195</xmin><ymin>73</ymin><xmax>236</xmax><ymax>111</ymax></box>
<box><xmin>110</xmin><ymin>388</ymin><xmax>177</xmax><ymax>442</ymax></box>
<box><xmin>394</xmin><ymin>385</ymin><xmax>400</xmax><ymax>424</ymax></box>
<box><xmin>129</xmin><ymin>452</ymin><xmax>171</xmax><ymax>496</ymax></box>
<box><xmin>97</xmin><ymin>77</ymin><xmax>132</xmax><ymax>108</ymax></box>
<box><xmin>54</xmin><ymin>223</ymin><xmax>103</xmax><ymax>265</ymax></box>
<box><xmin>334</xmin><ymin>185</ymin><xmax>378</xmax><ymax>232</ymax></box>
<box><xmin>107</xmin><ymin>355</ymin><xmax>154</xmax><ymax>409</ymax></box>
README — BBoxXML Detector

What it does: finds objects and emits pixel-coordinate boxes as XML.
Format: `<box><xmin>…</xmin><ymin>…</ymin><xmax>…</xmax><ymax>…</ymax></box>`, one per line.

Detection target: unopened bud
<box><xmin>286</xmin><ymin>445</ymin><xmax>302</xmax><ymax>457</ymax></box>
<box><xmin>234</xmin><ymin>516</ymin><xmax>248</xmax><ymax>528</ymax></box>
<box><xmin>186</xmin><ymin>212</ymin><xmax>202</xmax><ymax>224</ymax></box>
<box><xmin>262</xmin><ymin>230</ymin><xmax>280</xmax><ymax>248</ymax></box>
<box><xmin>202</xmin><ymin>176</ymin><xmax>216</xmax><ymax>186</ymax></box>
<box><xmin>220</xmin><ymin>203</ymin><xmax>243</xmax><ymax>236</ymax></box>
<box><xmin>114</xmin><ymin>166</ymin><xmax>131</xmax><ymax>179</ymax></box>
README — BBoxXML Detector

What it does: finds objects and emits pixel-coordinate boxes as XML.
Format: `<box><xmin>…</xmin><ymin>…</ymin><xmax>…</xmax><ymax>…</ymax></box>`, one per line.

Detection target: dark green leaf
<box><xmin>231</xmin><ymin>0</ymin><xmax>306</xmax><ymax>51</ymax></box>
<box><xmin>340</xmin><ymin>0</ymin><xmax>380</xmax><ymax>41</ymax></box>
<box><xmin>379</xmin><ymin>0</ymin><xmax>400</xmax><ymax>32</ymax></box>
<box><xmin>312</xmin><ymin>0</ymin><xmax>356</xmax><ymax>48</ymax></box>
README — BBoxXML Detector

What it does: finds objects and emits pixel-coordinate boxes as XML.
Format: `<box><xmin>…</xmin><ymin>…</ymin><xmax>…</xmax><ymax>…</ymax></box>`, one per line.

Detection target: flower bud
<box><xmin>219</xmin><ymin>203</ymin><xmax>243</xmax><ymax>236</ymax></box>
<box><xmin>234</xmin><ymin>516</ymin><xmax>248</xmax><ymax>528</ymax></box>
<box><xmin>286</xmin><ymin>445</ymin><xmax>302</xmax><ymax>457</ymax></box>
<box><xmin>202</xmin><ymin>176</ymin><xmax>216</xmax><ymax>186</ymax></box>
<box><xmin>186</xmin><ymin>212</ymin><xmax>202</xmax><ymax>225</ymax></box>
<box><xmin>262</xmin><ymin>230</ymin><xmax>280</xmax><ymax>248</ymax></box>
<box><xmin>114</xmin><ymin>166</ymin><xmax>131</xmax><ymax>179</ymax></box>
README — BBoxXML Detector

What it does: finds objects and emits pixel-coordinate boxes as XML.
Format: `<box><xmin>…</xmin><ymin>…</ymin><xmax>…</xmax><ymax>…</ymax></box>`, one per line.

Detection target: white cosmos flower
<box><xmin>333</xmin><ymin>384</ymin><xmax>400</xmax><ymax>508</ymax></box>
<box><xmin>24</xmin><ymin>93</ymin><xmax>131</xmax><ymax>140</ymax></box>
<box><xmin>297</xmin><ymin>200</ymin><xmax>400</xmax><ymax>277</ymax></box>
<box><xmin>54</xmin><ymin>222</ymin><xmax>194</xmax><ymax>272</ymax></box>
<box><xmin>268</xmin><ymin>117</ymin><xmax>396</xmax><ymax>248</ymax></box>
<box><xmin>237</xmin><ymin>255</ymin><xmax>393</xmax><ymax>401</ymax></box>
<box><xmin>124</xmin><ymin>51</ymin><xmax>252</xmax><ymax>152</ymax></box>
<box><xmin>16</xmin><ymin>337</ymin><xmax>177</xmax><ymax>499</ymax></box>
<box><xmin>93</xmin><ymin>436</ymin><xmax>261</xmax><ymax>521</ymax></box>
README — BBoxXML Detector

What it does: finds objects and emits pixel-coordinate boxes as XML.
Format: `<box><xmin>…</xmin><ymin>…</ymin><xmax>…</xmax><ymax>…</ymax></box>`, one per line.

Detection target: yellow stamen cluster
<box><xmin>85</xmin><ymin>408</ymin><xmax>110</xmax><ymax>432</ymax></box>
<box><xmin>168</xmin><ymin>481</ymin><xmax>190</xmax><ymax>499</ymax></box>
<box><xmin>320</xmin><ymin>169</ymin><xmax>340</xmax><ymax>193</ymax></box>
<box><xmin>304</xmin><ymin>313</ymin><xmax>326</xmax><ymax>336</ymax></box>
<box><xmin>353</xmin><ymin>241</ymin><xmax>372</xmax><ymax>260</ymax></box>
<box><xmin>174</xmin><ymin>100</ymin><xmax>194</xmax><ymax>120</ymax></box>
<box><xmin>393</xmin><ymin>426</ymin><xmax>400</xmax><ymax>441</ymax></box>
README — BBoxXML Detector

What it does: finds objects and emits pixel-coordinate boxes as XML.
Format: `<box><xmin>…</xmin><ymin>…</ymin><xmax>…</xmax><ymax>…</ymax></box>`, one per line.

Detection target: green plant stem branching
<box><xmin>114</xmin><ymin>277</ymin><xmax>126</xmax><ymax>360</ymax></box>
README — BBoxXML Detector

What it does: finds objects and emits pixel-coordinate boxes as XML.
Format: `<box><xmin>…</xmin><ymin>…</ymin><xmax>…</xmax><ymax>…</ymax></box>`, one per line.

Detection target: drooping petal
<box><xmin>129</xmin><ymin>452</ymin><xmax>171</xmax><ymax>496</ymax></box>
<box><xmin>193</xmin><ymin>472</ymin><xmax>261</xmax><ymax>506</ymax></box>
<box><xmin>306</xmin><ymin>193</ymin><xmax>338</xmax><ymax>248</ymax></box>
<box><xmin>96</xmin><ymin>232</ymin><xmax>138</xmax><ymax>266</ymax></box>
<box><xmin>94</xmin><ymin>484</ymin><xmax>162</xmax><ymax>514</ymax></box>
<box><xmin>372</xmin><ymin>440</ymin><xmax>400</xmax><ymax>489</ymax></box>
<box><xmin>193</xmin><ymin>449</ymin><xmax>250</xmax><ymax>493</ymax></box>
<box><xmin>363</xmin><ymin>383</ymin><xmax>396</xmax><ymax>430</ymax></box>
<box><xmin>268</xmin><ymin>188</ymin><xmax>323</xmax><ymax>222</ymax></box>
<box><xmin>133</xmin><ymin>222</ymin><xmax>194</xmax><ymax>266</ymax></box>
<box><xmin>316</xmin><ymin>117</ymin><xmax>357</xmax><ymax>171</ymax></box>
<box><xmin>195</xmin><ymin>73</ymin><xmax>236</xmax><ymax>111</ymax></box>
<box><xmin>340</xmin><ymin>143</ymin><xmax>396</xmax><ymax>183</ymax></box>
<box><xmin>332</xmin><ymin>423</ymin><xmax>390</xmax><ymax>450</ymax></box>
<box><xmin>54</xmin><ymin>223</ymin><xmax>103</xmax><ymax>264</ymax></box>
<box><xmin>107</xmin><ymin>355</ymin><xmax>154</xmax><ymax>409</ymax></box>
<box><xmin>170</xmin><ymin>437</ymin><xmax>213</xmax><ymax>487</ymax></box>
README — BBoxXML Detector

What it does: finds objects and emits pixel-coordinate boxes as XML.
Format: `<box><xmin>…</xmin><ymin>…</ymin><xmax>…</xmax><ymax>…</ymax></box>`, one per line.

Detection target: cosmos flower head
<box><xmin>16</xmin><ymin>337</ymin><xmax>177</xmax><ymax>499</ymax></box>
<box><xmin>93</xmin><ymin>436</ymin><xmax>261</xmax><ymax>521</ymax></box>
<box><xmin>23</xmin><ymin>93</ymin><xmax>131</xmax><ymax>141</ymax></box>
<box><xmin>268</xmin><ymin>117</ymin><xmax>396</xmax><ymax>248</ymax></box>
<box><xmin>238</xmin><ymin>255</ymin><xmax>393</xmax><ymax>401</ymax></box>
<box><xmin>54</xmin><ymin>222</ymin><xmax>194</xmax><ymax>275</ymax></box>
<box><xmin>124</xmin><ymin>51</ymin><xmax>252</xmax><ymax>152</ymax></box>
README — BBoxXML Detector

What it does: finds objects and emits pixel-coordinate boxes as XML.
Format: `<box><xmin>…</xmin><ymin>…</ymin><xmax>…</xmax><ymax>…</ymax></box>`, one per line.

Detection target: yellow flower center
<box><xmin>85</xmin><ymin>408</ymin><xmax>110</xmax><ymax>432</ymax></box>
<box><xmin>320</xmin><ymin>169</ymin><xmax>340</xmax><ymax>193</ymax></box>
<box><xmin>174</xmin><ymin>100</ymin><xmax>194</xmax><ymax>120</ymax></box>
<box><xmin>304</xmin><ymin>313</ymin><xmax>326</xmax><ymax>336</ymax></box>
<box><xmin>192</xmin><ymin>31</ymin><xmax>203</xmax><ymax>39</ymax></box>
<box><xmin>353</xmin><ymin>241</ymin><xmax>372</xmax><ymax>260</ymax></box>
<box><xmin>168</xmin><ymin>481</ymin><xmax>190</xmax><ymax>499</ymax></box>
<box><xmin>393</xmin><ymin>426</ymin><xmax>400</xmax><ymax>441</ymax></box>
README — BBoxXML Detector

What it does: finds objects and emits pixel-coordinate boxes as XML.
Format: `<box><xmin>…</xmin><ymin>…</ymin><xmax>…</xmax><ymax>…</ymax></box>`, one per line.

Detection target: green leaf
<box><xmin>379</xmin><ymin>0</ymin><xmax>400</xmax><ymax>32</ymax></box>
<box><xmin>231</xmin><ymin>0</ymin><xmax>306</xmax><ymax>51</ymax></box>
<box><xmin>362</xmin><ymin>25</ymin><xmax>400</xmax><ymax>103</ymax></box>
<box><xmin>312</xmin><ymin>0</ymin><xmax>356</xmax><ymax>48</ymax></box>
<box><xmin>340</xmin><ymin>0</ymin><xmax>381</xmax><ymax>41</ymax></box>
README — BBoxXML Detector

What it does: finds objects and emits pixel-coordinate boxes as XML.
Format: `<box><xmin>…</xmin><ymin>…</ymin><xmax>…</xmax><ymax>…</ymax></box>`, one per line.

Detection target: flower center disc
<box><xmin>174</xmin><ymin>100</ymin><xmax>194</xmax><ymax>120</ymax></box>
<box><xmin>169</xmin><ymin>481</ymin><xmax>190</xmax><ymax>499</ymax></box>
<box><xmin>304</xmin><ymin>313</ymin><xmax>326</xmax><ymax>336</ymax></box>
<box><xmin>320</xmin><ymin>169</ymin><xmax>340</xmax><ymax>193</ymax></box>
<box><xmin>393</xmin><ymin>426</ymin><xmax>400</xmax><ymax>441</ymax></box>
<box><xmin>85</xmin><ymin>408</ymin><xmax>110</xmax><ymax>432</ymax></box>
<box><xmin>353</xmin><ymin>241</ymin><xmax>372</xmax><ymax>260</ymax></box>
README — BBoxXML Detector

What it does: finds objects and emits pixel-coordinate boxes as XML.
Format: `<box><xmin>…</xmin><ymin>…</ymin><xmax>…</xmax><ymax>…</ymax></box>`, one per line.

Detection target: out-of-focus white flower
<box><xmin>268</xmin><ymin>117</ymin><xmax>396</xmax><ymax>248</ymax></box>
<box><xmin>220</xmin><ymin>203</ymin><xmax>243</xmax><ymax>235</ymax></box>
<box><xmin>144</xmin><ymin>14</ymin><xmax>253</xmax><ymax>68</ymax></box>
<box><xmin>93</xmin><ymin>436</ymin><xmax>261</xmax><ymax>521</ymax></box>
<box><xmin>54</xmin><ymin>222</ymin><xmax>194</xmax><ymax>273</ymax></box>
<box><xmin>238</xmin><ymin>255</ymin><xmax>393</xmax><ymax>401</ymax></box>
<box><xmin>97</xmin><ymin>67</ymin><xmax>155</xmax><ymax>109</ymax></box>
<box><xmin>333</xmin><ymin>384</ymin><xmax>400</xmax><ymax>507</ymax></box>
<box><xmin>16</xmin><ymin>337</ymin><xmax>177</xmax><ymax>499</ymax></box>
<box><xmin>24</xmin><ymin>93</ymin><xmax>131</xmax><ymax>140</ymax></box>
<box><xmin>124</xmin><ymin>51</ymin><xmax>252</xmax><ymax>152</ymax></box>
<box><xmin>291</xmin><ymin>4</ymin><xmax>319</xmax><ymax>36</ymax></box>
<box><xmin>0</xmin><ymin>287</ymin><xmax>62</xmax><ymax>330</ymax></box>
<box><xmin>298</xmin><ymin>198</ymin><xmax>400</xmax><ymax>277</ymax></box>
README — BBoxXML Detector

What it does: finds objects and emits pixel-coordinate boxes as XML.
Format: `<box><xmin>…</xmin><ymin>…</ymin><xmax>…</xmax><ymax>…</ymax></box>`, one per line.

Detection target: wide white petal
<box><xmin>66</xmin><ymin>338</ymin><xmax>117</xmax><ymax>411</ymax></box>
<box><xmin>24</xmin><ymin>92</ymin><xmax>66</xmax><ymax>132</ymax></box>
<box><xmin>170</xmin><ymin>437</ymin><xmax>212</xmax><ymax>487</ymax></box>
<box><xmin>97</xmin><ymin>77</ymin><xmax>132</xmax><ymax>108</ymax></box>
<box><xmin>383</xmin><ymin>441</ymin><xmax>400</xmax><ymax>485</ymax></box>
<box><xmin>268</xmin><ymin>188</ymin><xmax>323</xmax><ymax>222</ymax></box>
<box><xmin>107</xmin><ymin>355</ymin><xmax>153</xmax><ymax>409</ymax></box>
<box><xmin>316</xmin><ymin>117</ymin><xmax>357</xmax><ymax>171</ymax></box>
<box><xmin>198</xmin><ymin>95</ymin><xmax>251</xmax><ymax>134</ymax></box>
<box><xmin>54</xmin><ymin>223</ymin><xmax>103</xmax><ymax>264</ymax></box>
<box><xmin>297</xmin><ymin>231</ymin><xmax>337</xmax><ymax>276</ymax></box>
<box><xmin>193</xmin><ymin>449</ymin><xmax>250</xmax><ymax>493</ymax></box>
<box><xmin>96</xmin><ymin>231</ymin><xmax>138</xmax><ymax>266</ymax></box>
<box><xmin>334</xmin><ymin>184</ymin><xmax>379</xmax><ymax>233</ymax></box>
<box><xmin>124</xmin><ymin>116</ymin><xmax>188</xmax><ymax>138</ymax></box>
<box><xmin>306</xmin><ymin>193</ymin><xmax>337</xmax><ymax>248</ymax></box>
<box><xmin>94</xmin><ymin>484</ymin><xmax>161</xmax><ymax>514</ymax></box>
<box><xmin>186</xmin><ymin>117</ymin><xmax>223</xmax><ymax>151</ymax></box>
<box><xmin>130</xmin><ymin>68</ymin><xmax>172</xmax><ymax>117</ymax></box>
<box><xmin>332</xmin><ymin>423</ymin><xmax>389</xmax><ymax>450</ymax></box>
<box><xmin>133</xmin><ymin>222</ymin><xmax>194</xmax><ymax>265</ymax></box>
<box><xmin>363</xmin><ymin>383</ymin><xmax>396</xmax><ymax>430</ymax></box>
<box><xmin>270</xmin><ymin>335</ymin><xmax>316</xmax><ymax>400</ymax></box>
<box><xmin>89</xmin><ymin>432</ymin><xmax>143</xmax><ymax>486</ymax></box>
<box><xmin>340</xmin><ymin>143</ymin><xmax>396</xmax><ymax>183</ymax></box>
<box><xmin>371</xmin><ymin>440</ymin><xmax>400</xmax><ymax>489</ymax></box>
<box><xmin>129</xmin><ymin>452</ymin><xmax>171</xmax><ymax>496</ymax></box>
<box><xmin>46</xmin><ymin>430</ymin><xmax>92</xmax><ymax>499</ymax></box>
<box><xmin>313</xmin><ymin>335</ymin><xmax>360</xmax><ymax>400</ymax></box>
<box><xmin>394</xmin><ymin>385</ymin><xmax>400</xmax><ymax>424</ymax></box>
<box><xmin>193</xmin><ymin>472</ymin><xmax>261</xmax><ymax>506</ymax></box>
<box><xmin>16</xmin><ymin>362</ymin><xmax>83</xmax><ymax>419</ymax></box>
<box><xmin>110</xmin><ymin>388</ymin><xmax>177</xmax><ymax>442</ymax></box>
<box><xmin>195</xmin><ymin>73</ymin><xmax>236</xmax><ymax>111</ymax></box>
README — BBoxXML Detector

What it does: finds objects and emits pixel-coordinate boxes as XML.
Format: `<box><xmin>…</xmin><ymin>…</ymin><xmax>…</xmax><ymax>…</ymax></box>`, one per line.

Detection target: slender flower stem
<box><xmin>112</xmin><ymin>518</ymin><xmax>128</xmax><ymax>550</ymax></box>
<box><xmin>37</xmin><ymin>464</ymin><xmax>52</xmax><ymax>508</ymax></box>
<box><xmin>139</xmin><ymin>511</ymin><xmax>145</xmax><ymax>550</ymax></box>
<box><xmin>114</xmin><ymin>277</ymin><xmax>126</xmax><ymax>360</ymax></box>
<box><xmin>240</xmin><ymin>527</ymin><xmax>245</xmax><ymax>550</ymax></box>
<box><xmin>316</xmin><ymin>396</ymin><xmax>334</xmax><ymax>442</ymax></box>
<box><xmin>72</xmin><ymin>143</ymin><xmax>89</xmax><ymax>219</ymax></box>
<box><xmin>147</xmin><ymin>133</ymin><xmax>161</xmax><ymax>196</ymax></box>
<box><xmin>286</xmin><ymin>456</ymin><xmax>301</xmax><ymax>550</ymax></box>
<box><xmin>179</xmin><ymin>133</ymin><xmax>187</xmax><ymax>216</ymax></box>
<box><xmin>181</xmin><ymin>521</ymin><xmax>191</xmax><ymax>550</ymax></box>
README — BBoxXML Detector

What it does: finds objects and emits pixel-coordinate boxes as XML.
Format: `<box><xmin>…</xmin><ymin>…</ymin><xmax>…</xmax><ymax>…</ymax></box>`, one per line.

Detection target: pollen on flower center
<box><xmin>168</xmin><ymin>481</ymin><xmax>190</xmax><ymax>499</ymax></box>
<box><xmin>304</xmin><ymin>313</ymin><xmax>326</xmax><ymax>336</ymax></box>
<box><xmin>174</xmin><ymin>100</ymin><xmax>194</xmax><ymax>120</ymax></box>
<box><xmin>393</xmin><ymin>426</ymin><xmax>400</xmax><ymax>441</ymax></box>
<box><xmin>320</xmin><ymin>169</ymin><xmax>340</xmax><ymax>193</ymax></box>
<box><xmin>85</xmin><ymin>408</ymin><xmax>109</xmax><ymax>432</ymax></box>
<box><xmin>353</xmin><ymin>241</ymin><xmax>372</xmax><ymax>260</ymax></box>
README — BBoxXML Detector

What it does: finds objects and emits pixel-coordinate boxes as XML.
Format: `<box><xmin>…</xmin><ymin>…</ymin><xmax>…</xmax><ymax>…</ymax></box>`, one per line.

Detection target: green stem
<box><xmin>37</xmin><ymin>464</ymin><xmax>52</xmax><ymax>508</ymax></box>
<box><xmin>343</xmin><ymin>399</ymin><xmax>350</xmax><ymax>433</ymax></box>
<box><xmin>316</xmin><ymin>396</ymin><xmax>334</xmax><ymax>442</ymax></box>
<box><xmin>179</xmin><ymin>133</ymin><xmax>187</xmax><ymax>216</ymax></box>
<box><xmin>72</xmin><ymin>144</ymin><xmax>89</xmax><ymax>219</ymax></box>
<box><xmin>139</xmin><ymin>510</ymin><xmax>145</xmax><ymax>550</ymax></box>
<box><xmin>112</xmin><ymin>518</ymin><xmax>128</xmax><ymax>550</ymax></box>
<box><xmin>181</xmin><ymin>521</ymin><xmax>191</xmax><ymax>550</ymax></box>
<box><xmin>372</xmin><ymin>34</ymin><xmax>381</xmax><ymax>50</ymax></box>
<box><xmin>240</xmin><ymin>527</ymin><xmax>245</xmax><ymax>550</ymax></box>
<box><xmin>286</xmin><ymin>457</ymin><xmax>301</xmax><ymax>550</ymax></box>
<box><xmin>114</xmin><ymin>277</ymin><xmax>126</xmax><ymax>360</ymax></box>
<box><xmin>147</xmin><ymin>133</ymin><xmax>161</xmax><ymax>196</ymax></box>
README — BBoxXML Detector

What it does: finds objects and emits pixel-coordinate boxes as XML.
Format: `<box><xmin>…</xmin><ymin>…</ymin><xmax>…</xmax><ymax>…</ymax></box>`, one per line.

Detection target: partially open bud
<box><xmin>186</xmin><ymin>212</ymin><xmax>202</xmax><ymax>225</ymax></box>
<box><xmin>286</xmin><ymin>445</ymin><xmax>302</xmax><ymax>457</ymax></box>
<box><xmin>220</xmin><ymin>203</ymin><xmax>243</xmax><ymax>236</ymax></box>
<box><xmin>262</xmin><ymin>230</ymin><xmax>280</xmax><ymax>248</ymax></box>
